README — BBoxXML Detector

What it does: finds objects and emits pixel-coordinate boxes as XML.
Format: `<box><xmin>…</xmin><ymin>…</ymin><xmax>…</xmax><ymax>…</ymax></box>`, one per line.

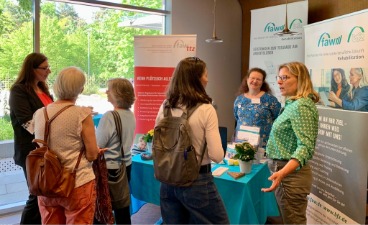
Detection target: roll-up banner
<box><xmin>134</xmin><ymin>35</ymin><xmax>197</xmax><ymax>134</ymax></box>
<box><xmin>305</xmin><ymin>9</ymin><xmax>368</xmax><ymax>224</ymax></box>
<box><xmin>249</xmin><ymin>1</ymin><xmax>308</xmax><ymax>100</ymax></box>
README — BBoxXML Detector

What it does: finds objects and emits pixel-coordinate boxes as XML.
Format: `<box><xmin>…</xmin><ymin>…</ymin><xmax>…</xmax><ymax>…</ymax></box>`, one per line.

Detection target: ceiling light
<box><xmin>274</xmin><ymin>0</ymin><xmax>299</xmax><ymax>36</ymax></box>
<box><xmin>206</xmin><ymin>0</ymin><xmax>223</xmax><ymax>43</ymax></box>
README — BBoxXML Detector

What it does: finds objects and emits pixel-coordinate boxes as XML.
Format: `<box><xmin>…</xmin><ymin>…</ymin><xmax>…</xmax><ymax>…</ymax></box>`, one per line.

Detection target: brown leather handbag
<box><xmin>26</xmin><ymin>105</ymin><xmax>84</xmax><ymax>198</ymax></box>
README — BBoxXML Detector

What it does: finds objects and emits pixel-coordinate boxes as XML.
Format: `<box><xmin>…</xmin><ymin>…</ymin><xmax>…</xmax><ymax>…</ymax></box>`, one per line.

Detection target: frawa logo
<box><xmin>264</xmin><ymin>22</ymin><xmax>284</xmax><ymax>32</ymax></box>
<box><xmin>347</xmin><ymin>26</ymin><xmax>365</xmax><ymax>43</ymax></box>
<box><xmin>317</xmin><ymin>32</ymin><xmax>342</xmax><ymax>47</ymax></box>
<box><xmin>173</xmin><ymin>40</ymin><xmax>187</xmax><ymax>48</ymax></box>
<box><xmin>264</xmin><ymin>18</ymin><xmax>302</xmax><ymax>33</ymax></box>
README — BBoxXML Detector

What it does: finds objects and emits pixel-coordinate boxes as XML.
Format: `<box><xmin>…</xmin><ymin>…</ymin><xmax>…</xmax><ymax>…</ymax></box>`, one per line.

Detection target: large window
<box><xmin>0</xmin><ymin>0</ymin><xmax>167</xmax><ymax>213</ymax></box>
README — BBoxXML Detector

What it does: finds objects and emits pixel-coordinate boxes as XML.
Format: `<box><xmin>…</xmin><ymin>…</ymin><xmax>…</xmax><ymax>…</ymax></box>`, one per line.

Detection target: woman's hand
<box><xmin>328</xmin><ymin>91</ymin><xmax>338</xmax><ymax>102</ymax></box>
<box><xmin>261</xmin><ymin>170</ymin><xmax>285</xmax><ymax>192</ymax></box>
<box><xmin>98</xmin><ymin>147</ymin><xmax>108</xmax><ymax>154</ymax></box>
<box><xmin>329</xmin><ymin>91</ymin><xmax>343</xmax><ymax>107</ymax></box>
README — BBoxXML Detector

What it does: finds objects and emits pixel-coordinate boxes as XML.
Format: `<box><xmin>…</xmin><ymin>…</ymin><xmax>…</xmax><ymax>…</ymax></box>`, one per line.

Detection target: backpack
<box><xmin>26</xmin><ymin>105</ymin><xmax>84</xmax><ymax>198</ymax></box>
<box><xmin>152</xmin><ymin>102</ymin><xmax>205</xmax><ymax>187</ymax></box>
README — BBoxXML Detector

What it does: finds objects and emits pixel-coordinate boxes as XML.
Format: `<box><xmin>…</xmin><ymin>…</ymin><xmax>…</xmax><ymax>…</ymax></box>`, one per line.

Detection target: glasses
<box><xmin>36</xmin><ymin>66</ymin><xmax>51</xmax><ymax>71</ymax></box>
<box><xmin>276</xmin><ymin>75</ymin><xmax>290</xmax><ymax>81</ymax></box>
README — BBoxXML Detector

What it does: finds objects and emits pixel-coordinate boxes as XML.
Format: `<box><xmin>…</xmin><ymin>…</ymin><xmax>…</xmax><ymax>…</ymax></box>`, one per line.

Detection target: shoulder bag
<box><xmin>26</xmin><ymin>105</ymin><xmax>84</xmax><ymax>198</ymax></box>
<box><xmin>109</xmin><ymin>110</ymin><xmax>131</xmax><ymax>209</ymax></box>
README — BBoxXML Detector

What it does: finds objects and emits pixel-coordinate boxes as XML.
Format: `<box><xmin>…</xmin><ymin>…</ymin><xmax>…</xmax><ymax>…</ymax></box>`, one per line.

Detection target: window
<box><xmin>0</xmin><ymin>0</ymin><xmax>168</xmax><ymax>213</ymax></box>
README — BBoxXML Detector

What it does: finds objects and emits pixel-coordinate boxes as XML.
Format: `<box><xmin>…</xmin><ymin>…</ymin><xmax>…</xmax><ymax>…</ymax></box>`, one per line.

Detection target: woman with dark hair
<box><xmin>155</xmin><ymin>57</ymin><xmax>229</xmax><ymax>224</ymax></box>
<box><xmin>329</xmin><ymin>67</ymin><xmax>368</xmax><ymax>111</ymax></box>
<box><xmin>9</xmin><ymin>52</ymin><xmax>53</xmax><ymax>224</ymax></box>
<box><xmin>233</xmin><ymin>67</ymin><xmax>281</xmax><ymax>147</ymax></box>
<box><xmin>330</xmin><ymin>68</ymin><xmax>350</xmax><ymax>103</ymax></box>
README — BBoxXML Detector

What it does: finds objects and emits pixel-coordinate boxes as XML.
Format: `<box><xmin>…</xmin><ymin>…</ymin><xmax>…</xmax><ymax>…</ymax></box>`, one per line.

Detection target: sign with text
<box><xmin>134</xmin><ymin>35</ymin><xmax>196</xmax><ymax>134</ymax></box>
<box><xmin>305</xmin><ymin>9</ymin><xmax>368</xmax><ymax>224</ymax></box>
<box><xmin>249</xmin><ymin>1</ymin><xmax>308</xmax><ymax>101</ymax></box>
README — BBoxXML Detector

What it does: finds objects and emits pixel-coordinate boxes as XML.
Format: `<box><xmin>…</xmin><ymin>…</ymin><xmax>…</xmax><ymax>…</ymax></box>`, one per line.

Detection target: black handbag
<box><xmin>109</xmin><ymin>111</ymin><xmax>130</xmax><ymax>209</ymax></box>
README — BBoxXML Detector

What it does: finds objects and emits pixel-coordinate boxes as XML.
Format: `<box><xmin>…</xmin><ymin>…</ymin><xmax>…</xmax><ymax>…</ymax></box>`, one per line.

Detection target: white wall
<box><xmin>166</xmin><ymin>0</ymin><xmax>242</xmax><ymax>140</ymax></box>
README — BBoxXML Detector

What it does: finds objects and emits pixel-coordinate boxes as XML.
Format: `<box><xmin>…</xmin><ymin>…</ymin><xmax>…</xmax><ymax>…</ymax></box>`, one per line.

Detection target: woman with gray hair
<box><xmin>30</xmin><ymin>66</ymin><xmax>101</xmax><ymax>224</ymax></box>
<box><xmin>329</xmin><ymin>67</ymin><xmax>368</xmax><ymax>111</ymax></box>
<box><xmin>96</xmin><ymin>78</ymin><xmax>136</xmax><ymax>224</ymax></box>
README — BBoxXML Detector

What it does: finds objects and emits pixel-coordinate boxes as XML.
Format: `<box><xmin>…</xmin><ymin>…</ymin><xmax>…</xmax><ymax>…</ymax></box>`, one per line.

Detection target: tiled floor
<box><xmin>0</xmin><ymin>203</ymin><xmax>161</xmax><ymax>225</ymax></box>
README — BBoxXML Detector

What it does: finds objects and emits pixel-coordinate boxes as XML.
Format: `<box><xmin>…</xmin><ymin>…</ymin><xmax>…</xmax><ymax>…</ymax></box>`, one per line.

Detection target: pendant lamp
<box><xmin>274</xmin><ymin>0</ymin><xmax>298</xmax><ymax>36</ymax></box>
<box><xmin>206</xmin><ymin>0</ymin><xmax>223</xmax><ymax>43</ymax></box>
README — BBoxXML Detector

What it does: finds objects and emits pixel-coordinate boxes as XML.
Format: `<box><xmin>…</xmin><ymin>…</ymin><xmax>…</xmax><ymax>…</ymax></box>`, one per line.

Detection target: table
<box><xmin>93</xmin><ymin>114</ymin><xmax>102</xmax><ymax>127</ymax></box>
<box><xmin>130</xmin><ymin>155</ymin><xmax>279</xmax><ymax>224</ymax></box>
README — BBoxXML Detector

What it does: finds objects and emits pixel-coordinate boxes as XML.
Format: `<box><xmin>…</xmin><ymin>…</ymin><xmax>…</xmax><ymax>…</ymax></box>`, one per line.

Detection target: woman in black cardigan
<box><xmin>9</xmin><ymin>52</ymin><xmax>53</xmax><ymax>224</ymax></box>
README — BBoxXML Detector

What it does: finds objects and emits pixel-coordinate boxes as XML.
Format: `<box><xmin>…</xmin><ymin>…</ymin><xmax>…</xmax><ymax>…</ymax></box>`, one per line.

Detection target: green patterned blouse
<box><xmin>266</xmin><ymin>97</ymin><xmax>318</xmax><ymax>167</ymax></box>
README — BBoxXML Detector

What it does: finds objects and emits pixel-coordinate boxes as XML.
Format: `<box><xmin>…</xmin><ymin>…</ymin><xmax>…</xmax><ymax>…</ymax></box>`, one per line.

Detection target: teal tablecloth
<box><xmin>93</xmin><ymin>114</ymin><xmax>102</xmax><ymax>127</ymax></box>
<box><xmin>130</xmin><ymin>155</ymin><xmax>279</xmax><ymax>224</ymax></box>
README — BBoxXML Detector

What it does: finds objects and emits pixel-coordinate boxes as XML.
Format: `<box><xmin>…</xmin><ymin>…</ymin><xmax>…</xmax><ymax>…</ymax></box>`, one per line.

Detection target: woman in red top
<box><xmin>9</xmin><ymin>52</ymin><xmax>53</xmax><ymax>224</ymax></box>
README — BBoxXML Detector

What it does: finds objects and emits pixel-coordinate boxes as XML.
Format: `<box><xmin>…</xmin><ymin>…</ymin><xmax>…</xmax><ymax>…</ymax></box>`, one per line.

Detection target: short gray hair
<box><xmin>53</xmin><ymin>66</ymin><xmax>86</xmax><ymax>100</ymax></box>
<box><xmin>107</xmin><ymin>78</ymin><xmax>135</xmax><ymax>109</ymax></box>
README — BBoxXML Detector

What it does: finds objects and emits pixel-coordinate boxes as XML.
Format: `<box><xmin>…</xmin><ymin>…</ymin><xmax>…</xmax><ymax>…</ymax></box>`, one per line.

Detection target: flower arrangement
<box><xmin>143</xmin><ymin>129</ymin><xmax>154</xmax><ymax>143</ymax></box>
<box><xmin>233</xmin><ymin>141</ymin><xmax>256</xmax><ymax>162</ymax></box>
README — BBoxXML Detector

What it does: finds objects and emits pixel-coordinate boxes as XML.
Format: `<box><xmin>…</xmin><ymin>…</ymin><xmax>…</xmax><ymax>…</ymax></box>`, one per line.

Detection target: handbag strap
<box><xmin>39</xmin><ymin>104</ymin><xmax>84</xmax><ymax>173</ymax></box>
<box><xmin>111</xmin><ymin>110</ymin><xmax>124</xmax><ymax>158</ymax></box>
<box><xmin>43</xmin><ymin>105</ymin><xmax>74</xmax><ymax>142</ymax></box>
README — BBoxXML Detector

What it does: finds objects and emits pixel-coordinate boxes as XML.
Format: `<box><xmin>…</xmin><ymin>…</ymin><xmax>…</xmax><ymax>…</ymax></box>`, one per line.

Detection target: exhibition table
<box><xmin>130</xmin><ymin>154</ymin><xmax>279</xmax><ymax>224</ymax></box>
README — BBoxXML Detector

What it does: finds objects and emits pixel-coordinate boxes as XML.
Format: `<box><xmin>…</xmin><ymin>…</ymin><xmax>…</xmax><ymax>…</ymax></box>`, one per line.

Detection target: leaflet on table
<box><xmin>226</xmin><ymin>126</ymin><xmax>260</xmax><ymax>160</ymax></box>
<box><xmin>235</xmin><ymin>125</ymin><xmax>260</xmax><ymax>146</ymax></box>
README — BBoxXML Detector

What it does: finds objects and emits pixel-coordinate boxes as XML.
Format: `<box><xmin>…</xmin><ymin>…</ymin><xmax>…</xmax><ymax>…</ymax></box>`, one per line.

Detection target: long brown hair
<box><xmin>11</xmin><ymin>52</ymin><xmax>50</xmax><ymax>96</ymax></box>
<box><xmin>166</xmin><ymin>57</ymin><xmax>212</xmax><ymax>109</ymax></box>
<box><xmin>236</xmin><ymin>67</ymin><xmax>271</xmax><ymax>96</ymax></box>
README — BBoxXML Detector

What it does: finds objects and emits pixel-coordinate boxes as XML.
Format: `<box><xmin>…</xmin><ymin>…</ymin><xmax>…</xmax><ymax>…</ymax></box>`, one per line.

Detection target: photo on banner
<box><xmin>305</xmin><ymin>9</ymin><xmax>368</xmax><ymax>224</ymax></box>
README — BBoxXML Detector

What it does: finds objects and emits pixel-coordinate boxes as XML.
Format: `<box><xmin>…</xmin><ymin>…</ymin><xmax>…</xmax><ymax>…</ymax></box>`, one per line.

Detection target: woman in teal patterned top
<box><xmin>233</xmin><ymin>68</ymin><xmax>281</xmax><ymax>148</ymax></box>
<box><xmin>261</xmin><ymin>62</ymin><xmax>319</xmax><ymax>224</ymax></box>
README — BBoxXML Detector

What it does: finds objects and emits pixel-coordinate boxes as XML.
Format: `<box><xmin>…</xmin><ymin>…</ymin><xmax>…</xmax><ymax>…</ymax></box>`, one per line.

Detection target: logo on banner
<box><xmin>173</xmin><ymin>40</ymin><xmax>195</xmax><ymax>52</ymax></box>
<box><xmin>264</xmin><ymin>22</ymin><xmax>284</xmax><ymax>32</ymax></box>
<box><xmin>264</xmin><ymin>18</ymin><xmax>303</xmax><ymax>33</ymax></box>
<box><xmin>290</xmin><ymin>19</ymin><xmax>303</xmax><ymax>29</ymax></box>
<box><xmin>347</xmin><ymin>26</ymin><xmax>365</xmax><ymax>43</ymax></box>
<box><xmin>317</xmin><ymin>32</ymin><xmax>342</xmax><ymax>47</ymax></box>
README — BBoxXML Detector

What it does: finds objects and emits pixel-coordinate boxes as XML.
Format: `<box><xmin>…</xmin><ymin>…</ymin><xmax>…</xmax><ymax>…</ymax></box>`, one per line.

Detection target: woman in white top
<box><xmin>31</xmin><ymin>67</ymin><xmax>100</xmax><ymax>224</ymax></box>
<box><xmin>155</xmin><ymin>57</ymin><xmax>229</xmax><ymax>224</ymax></box>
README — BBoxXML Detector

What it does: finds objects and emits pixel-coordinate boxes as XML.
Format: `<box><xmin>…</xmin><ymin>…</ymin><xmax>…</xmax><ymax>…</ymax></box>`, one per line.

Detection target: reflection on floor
<box><xmin>0</xmin><ymin>203</ymin><xmax>161</xmax><ymax>225</ymax></box>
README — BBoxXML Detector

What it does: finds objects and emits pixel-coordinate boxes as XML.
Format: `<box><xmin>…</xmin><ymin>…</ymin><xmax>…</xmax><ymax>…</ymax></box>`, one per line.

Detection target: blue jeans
<box><xmin>160</xmin><ymin>173</ymin><xmax>229</xmax><ymax>224</ymax></box>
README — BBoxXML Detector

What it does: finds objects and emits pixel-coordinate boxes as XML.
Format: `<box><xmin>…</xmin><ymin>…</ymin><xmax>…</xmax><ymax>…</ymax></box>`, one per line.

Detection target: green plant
<box><xmin>0</xmin><ymin>116</ymin><xmax>14</xmax><ymax>141</ymax></box>
<box><xmin>143</xmin><ymin>129</ymin><xmax>154</xmax><ymax>143</ymax></box>
<box><xmin>233</xmin><ymin>141</ymin><xmax>256</xmax><ymax>162</ymax></box>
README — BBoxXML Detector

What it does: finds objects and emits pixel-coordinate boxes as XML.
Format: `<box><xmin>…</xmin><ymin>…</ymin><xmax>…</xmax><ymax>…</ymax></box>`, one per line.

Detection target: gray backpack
<box><xmin>152</xmin><ymin>102</ymin><xmax>205</xmax><ymax>187</ymax></box>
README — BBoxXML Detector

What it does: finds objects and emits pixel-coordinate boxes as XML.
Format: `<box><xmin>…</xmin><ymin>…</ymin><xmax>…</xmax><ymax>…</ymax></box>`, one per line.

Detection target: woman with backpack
<box><xmin>31</xmin><ymin>67</ymin><xmax>101</xmax><ymax>224</ymax></box>
<box><xmin>154</xmin><ymin>57</ymin><xmax>229</xmax><ymax>224</ymax></box>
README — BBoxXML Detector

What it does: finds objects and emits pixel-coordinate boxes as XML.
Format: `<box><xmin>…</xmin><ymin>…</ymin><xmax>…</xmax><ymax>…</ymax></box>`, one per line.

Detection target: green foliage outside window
<box><xmin>0</xmin><ymin>116</ymin><xmax>13</xmax><ymax>141</ymax></box>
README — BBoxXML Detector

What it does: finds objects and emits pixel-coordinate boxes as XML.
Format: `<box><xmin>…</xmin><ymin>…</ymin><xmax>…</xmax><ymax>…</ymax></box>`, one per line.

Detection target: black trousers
<box><xmin>21</xmin><ymin>166</ymin><xmax>41</xmax><ymax>224</ymax></box>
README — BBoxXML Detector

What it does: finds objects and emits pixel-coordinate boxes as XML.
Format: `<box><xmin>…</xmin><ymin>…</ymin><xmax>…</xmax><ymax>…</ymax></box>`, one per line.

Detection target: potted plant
<box><xmin>143</xmin><ymin>129</ymin><xmax>154</xmax><ymax>153</ymax></box>
<box><xmin>233</xmin><ymin>141</ymin><xmax>256</xmax><ymax>174</ymax></box>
